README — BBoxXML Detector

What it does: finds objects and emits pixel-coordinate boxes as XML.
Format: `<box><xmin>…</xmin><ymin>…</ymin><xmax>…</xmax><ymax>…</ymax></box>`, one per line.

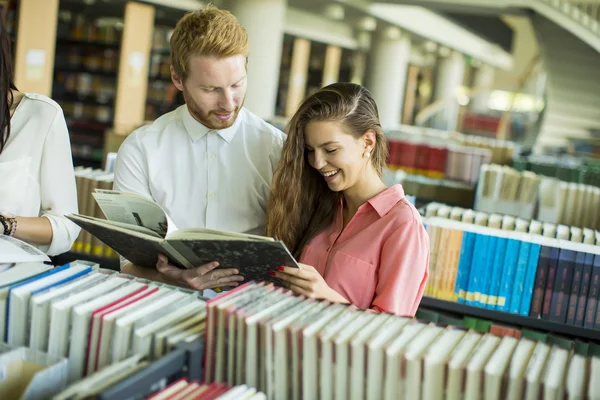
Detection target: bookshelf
<box><xmin>305</xmin><ymin>40</ymin><xmax>326</xmax><ymax>98</ymax></box>
<box><xmin>52</xmin><ymin>0</ymin><xmax>124</xmax><ymax>169</ymax></box>
<box><xmin>275</xmin><ymin>34</ymin><xmax>294</xmax><ymax>118</ymax></box>
<box><xmin>420</xmin><ymin>296</ymin><xmax>600</xmax><ymax>342</ymax></box>
<box><xmin>144</xmin><ymin>5</ymin><xmax>186</xmax><ymax>121</ymax></box>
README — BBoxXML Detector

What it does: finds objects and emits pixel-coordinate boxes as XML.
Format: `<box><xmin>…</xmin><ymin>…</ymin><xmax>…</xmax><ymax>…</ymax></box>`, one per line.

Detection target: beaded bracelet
<box><xmin>0</xmin><ymin>216</ymin><xmax>8</xmax><ymax>236</ymax></box>
<box><xmin>8</xmin><ymin>217</ymin><xmax>16</xmax><ymax>237</ymax></box>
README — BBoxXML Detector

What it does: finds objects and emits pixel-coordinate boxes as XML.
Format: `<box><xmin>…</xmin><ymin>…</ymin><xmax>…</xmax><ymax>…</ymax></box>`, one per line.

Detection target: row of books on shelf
<box><xmin>386</xmin><ymin>137</ymin><xmax>491</xmax><ymax>184</ymax></box>
<box><xmin>202</xmin><ymin>281</ymin><xmax>600</xmax><ymax>400</ymax></box>
<box><xmin>2</xmin><ymin>249</ymin><xmax>600</xmax><ymax>399</ymax></box>
<box><xmin>390</xmin><ymin>124</ymin><xmax>516</xmax><ymax>164</ymax></box>
<box><xmin>422</xmin><ymin>208</ymin><xmax>600</xmax><ymax>330</ymax></box>
<box><xmin>476</xmin><ymin>164</ymin><xmax>600</xmax><ymax>229</ymax></box>
<box><xmin>513</xmin><ymin>154</ymin><xmax>600</xmax><ymax>187</ymax></box>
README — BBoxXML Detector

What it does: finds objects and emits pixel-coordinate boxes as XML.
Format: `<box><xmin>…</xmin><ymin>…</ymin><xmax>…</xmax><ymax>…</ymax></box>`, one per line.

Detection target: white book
<box><xmin>588</xmin><ymin>356</ymin><xmax>600</xmax><ymax>400</ymax></box>
<box><xmin>0</xmin><ymin>235</ymin><xmax>50</xmax><ymax>263</ymax></box>
<box><xmin>505</xmin><ymin>338</ymin><xmax>536</xmax><ymax>400</ymax></box>
<box><xmin>446</xmin><ymin>331</ymin><xmax>483</xmax><ymax>400</ymax></box>
<box><xmin>382</xmin><ymin>322</ymin><xmax>427</xmax><ymax>400</ymax></box>
<box><xmin>112</xmin><ymin>290</ymin><xmax>191</xmax><ymax>363</ymax></box>
<box><xmin>69</xmin><ymin>281</ymin><xmax>146</xmax><ymax>380</ymax></box>
<box><xmin>318</xmin><ymin>308</ymin><xmax>361</xmax><ymax>400</ymax></box>
<box><xmin>402</xmin><ymin>324</ymin><xmax>445</xmax><ymax>400</ymax></box>
<box><xmin>348</xmin><ymin>314</ymin><xmax>394</xmax><ymax>400</ymax></box>
<box><xmin>422</xmin><ymin>328</ymin><xmax>466</xmax><ymax>400</ymax></box>
<box><xmin>99</xmin><ymin>287</ymin><xmax>172</xmax><ymax>368</ymax></box>
<box><xmin>244</xmin><ymin>296</ymin><xmax>298</xmax><ymax>389</ymax></box>
<box><xmin>464</xmin><ymin>334</ymin><xmax>501</xmax><ymax>400</ymax></box>
<box><xmin>48</xmin><ymin>275</ymin><xmax>130</xmax><ymax>358</ymax></box>
<box><xmin>365</xmin><ymin>318</ymin><xmax>414</xmax><ymax>400</ymax></box>
<box><xmin>153</xmin><ymin>313</ymin><xmax>206</xmax><ymax>359</ymax></box>
<box><xmin>87</xmin><ymin>285</ymin><xmax>158</xmax><ymax>374</ymax></box>
<box><xmin>334</xmin><ymin>313</ymin><xmax>379</xmax><ymax>400</ymax></box>
<box><xmin>483</xmin><ymin>336</ymin><xmax>519</xmax><ymax>400</ymax></box>
<box><xmin>524</xmin><ymin>342</ymin><xmax>551</xmax><ymax>400</ymax></box>
<box><xmin>0</xmin><ymin>262</ymin><xmax>53</xmax><ymax>337</ymax></box>
<box><xmin>29</xmin><ymin>272</ymin><xmax>108</xmax><ymax>352</ymax></box>
<box><xmin>542</xmin><ymin>346</ymin><xmax>569</xmax><ymax>400</ymax></box>
<box><xmin>132</xmin><ymin>299</ymin><xmax>205</xmax><ymax>357</ymax></box>
<box><xmin>269</xmin><ymin>300</ymin><xmax>321</xmax><ymax>400</ymax></box>
<box><xmin>302</xmin><ymin>304</ymin><xmax>347</xmax><ymax>400</ymax></box>
<box><xmin>565</xmin><ymin>353</ymin><xmax>587</xmax><ymax>400</ymax></box>
<box><xmin>7</xmin><ymin>263</ymin><xmax>92</xmax><ymax>346</ymax></box>
<box><xmin>215</xmin><ymin>385</ymin><xmax>256</xmax><ymax>400</ymax></box>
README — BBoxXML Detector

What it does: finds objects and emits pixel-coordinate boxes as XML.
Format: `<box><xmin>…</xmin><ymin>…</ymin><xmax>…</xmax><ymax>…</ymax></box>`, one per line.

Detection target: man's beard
<box><xmin>182</xmin><ymin>88</ymin><xmax>243</xmax><ymax>130</ymax></box>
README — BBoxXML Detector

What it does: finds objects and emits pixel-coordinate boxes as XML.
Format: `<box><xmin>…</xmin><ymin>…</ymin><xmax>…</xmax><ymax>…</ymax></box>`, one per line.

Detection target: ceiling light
<box><xmin>423</xmin><ymin>40</ymin><xmax>437</xmax><ymax>53</ymax></box>
<box><xmin>358</xmin><ymin>16</ymin><xmax>377</xmax><ymax>32</ymax></box>
<box><xmin>323</xmin><ymin>4</ymin><xmax>345</xmax><ymax>20</ymax></box>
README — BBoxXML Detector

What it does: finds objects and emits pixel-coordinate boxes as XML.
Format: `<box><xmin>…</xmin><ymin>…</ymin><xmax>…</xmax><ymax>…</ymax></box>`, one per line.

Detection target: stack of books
<box><xmin>72</xmin><ymin>167</ymin><xmax>118</xmax><ymax>260</ymax></box>
<box><xmin>513</xmin><ymin>154</ymin><xmax>600</xmax><ymax>187</ymax></box>
<box><xmin>422</xmin><ymin>206</ymin><xmax>600</xmax><ymax>329</ymax></box>
<box><xmin>203</xmin><ymin>282</ymin><xmax>600</xmax><ymax>400</ymax></box>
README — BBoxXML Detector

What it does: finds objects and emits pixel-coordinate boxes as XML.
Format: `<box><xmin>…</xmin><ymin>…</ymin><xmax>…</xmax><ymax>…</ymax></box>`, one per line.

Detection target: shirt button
<box><xmin>210</xmin><ymin>153</ymin><xmax>215</xmax><ymax>159</ymax></box>
<box><xmin>209</xmin><ymin>192</ymin><xmax>216</xmax><ymax>197</ymax></box>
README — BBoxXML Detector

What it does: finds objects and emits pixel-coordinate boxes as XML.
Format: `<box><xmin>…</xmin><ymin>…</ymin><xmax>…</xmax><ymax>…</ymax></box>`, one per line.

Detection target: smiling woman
<box><xmin>266</xmin><ymin>82</ymin><xmax>429</xmax><ymax>317</ymax></box>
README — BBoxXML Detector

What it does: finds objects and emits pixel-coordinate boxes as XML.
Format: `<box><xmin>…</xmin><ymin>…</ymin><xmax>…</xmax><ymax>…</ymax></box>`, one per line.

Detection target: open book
<box><xmin>0</xmin><ymin>235</ymin><xmax>51</xmax><ymax>264</ymax></box>
<box><xmin>66</xmin><ymin>189</ymin><xmax>298</xmax><ymax>284</ymax></box>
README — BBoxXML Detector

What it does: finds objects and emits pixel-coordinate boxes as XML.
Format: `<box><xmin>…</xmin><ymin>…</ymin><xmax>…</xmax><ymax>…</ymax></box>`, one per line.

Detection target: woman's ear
<box><xmin>361</xmin><ymin>129</ymin><xmax>377</xmax><ymax>153</ymax></box>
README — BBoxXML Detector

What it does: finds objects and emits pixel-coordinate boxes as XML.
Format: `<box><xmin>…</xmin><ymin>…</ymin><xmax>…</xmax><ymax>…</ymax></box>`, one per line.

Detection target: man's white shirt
<box><xmin>113</xmin><ymin>105</ymin><xmax>285</xmax><ymax>271</ymax></box>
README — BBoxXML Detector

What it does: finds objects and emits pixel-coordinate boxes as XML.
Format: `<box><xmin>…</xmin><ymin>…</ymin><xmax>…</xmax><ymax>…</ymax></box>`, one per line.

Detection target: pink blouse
<box><xmin>299</xmin><ymin>184</ymin><xmax>429</xmax><ymax>316</ymax></box>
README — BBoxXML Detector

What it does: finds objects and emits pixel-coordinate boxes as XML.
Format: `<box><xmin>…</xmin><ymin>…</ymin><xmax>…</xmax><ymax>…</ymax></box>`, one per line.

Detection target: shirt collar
<box><xmin>367</xmin><ymin>184</ymin><xmax>406</xmax><ymax>217</ymax></box>
<box><xmin>180</xmin><ymin>105</ymin><xmax>242</xmax><ymax>143</ymax></box>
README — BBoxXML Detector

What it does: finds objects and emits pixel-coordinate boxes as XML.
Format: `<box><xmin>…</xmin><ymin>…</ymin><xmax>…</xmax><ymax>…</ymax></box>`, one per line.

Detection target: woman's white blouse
<box><xmin>0</xmin><ymin>93</ymin><xmax>80</xmax><ymax>255</ymax></box>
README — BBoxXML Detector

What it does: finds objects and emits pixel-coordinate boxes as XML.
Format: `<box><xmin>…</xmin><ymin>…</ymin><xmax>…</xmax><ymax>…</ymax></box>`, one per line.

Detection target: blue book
<box><xmin>466</xmin><ymin>234</ymin><xmax>488</xmax><ymax>306</ymax></box>
<box><xmin>509</xmin><ymin>241</ymin><xmax>531</xmax><ymax>314</ymax></box>
<box><xmin>478</xmin><ymin>236</ymin><xmax>498</xmax><ymax>308</ymax></box>
<box><xmin>520</xmin><ymin>243</ymin><xmax>542</xmax><ymax>316</ymax></box>
<box><xmin>487</xmin><ymin>236</ymin><xmax>508</xmax><ymax>310</ymax></box>
<box><xmin>455</xmin><ymin>231</ymin><xmax>476</xmax><ymax>304</ymax></box>
<box><xmin>496</xmin><ymin>238</ymin><xmax>521</xmax><ymax>312</ymax></box>
<box><xmin>548</xmin><ymin>249</ymin><xmax>577</xmax><ymax>324</ymax></box>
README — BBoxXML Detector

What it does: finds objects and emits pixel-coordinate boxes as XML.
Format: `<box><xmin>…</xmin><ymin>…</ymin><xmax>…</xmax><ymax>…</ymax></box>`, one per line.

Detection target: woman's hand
<box><xmin>273</xmin><ymin>263</ymin><xmax>349</xmax><ymax>304</ymax></box>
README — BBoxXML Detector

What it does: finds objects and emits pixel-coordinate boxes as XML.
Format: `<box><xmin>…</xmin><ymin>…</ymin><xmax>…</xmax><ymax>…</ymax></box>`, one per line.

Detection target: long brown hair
<box><xmin>0</xmin><ymin>16</ymin><xmax>16</xmax><ymax>155</ymax></box>
<box><xmin>266</xmin><ymin>82</ymin><xmax>388</xmax><ymax>258</ymax></box>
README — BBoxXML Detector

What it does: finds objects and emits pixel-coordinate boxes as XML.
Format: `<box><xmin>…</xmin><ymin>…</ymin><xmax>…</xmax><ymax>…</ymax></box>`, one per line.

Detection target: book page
<box><xmin>92</xmin><ymin>189</ymin><xmax>175</xmax><ymax>237</ymax></box>
<box><xmin>0</xmin><ymin>236</ymin><xmax>50</xmax><ymax>264</ymax></box>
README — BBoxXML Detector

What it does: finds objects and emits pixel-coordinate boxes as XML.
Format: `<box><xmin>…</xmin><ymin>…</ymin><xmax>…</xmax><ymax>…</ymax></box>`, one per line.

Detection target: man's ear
<box><xmin>171</xmin><ymin>65</ymin><xmax>184</xmax><ymax>91</ymax></box>
<box><xmin>361</xmin><ymin>129</ymin><xmax>377</xmax><ymax>152</ymax></box>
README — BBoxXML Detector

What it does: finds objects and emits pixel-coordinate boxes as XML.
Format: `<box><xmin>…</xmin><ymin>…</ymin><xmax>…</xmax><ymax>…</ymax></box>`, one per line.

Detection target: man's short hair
<box><xmin>170</xmin><ymin>4</ymin><xmax>249</xmax><ymax>81</ymax></box>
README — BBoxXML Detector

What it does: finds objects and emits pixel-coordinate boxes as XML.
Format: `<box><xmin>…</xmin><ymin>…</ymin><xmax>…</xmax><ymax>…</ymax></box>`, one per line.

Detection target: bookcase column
<box><xmin>432</xmin><ymin>51</ymin><xmax>466</xmax><ymax>131</ymax></box>
<box><xmin>470</xmin><ymin>63</ymin><xmax>495</xmax><ymax>114</ymax></box>
<box><xmin>365</xmin><ymin>25</ymin><xmax>411</xmax><ymax>131</ymax></box>
<box><xmin>13</xmin><ymin>0</ymin><xmax>59</xmax><ymax>96</ymax></box>
<box><xmin>226</xmin><ymin>0</ymin><xmax>287</xmax><ymax>121</ymax></box>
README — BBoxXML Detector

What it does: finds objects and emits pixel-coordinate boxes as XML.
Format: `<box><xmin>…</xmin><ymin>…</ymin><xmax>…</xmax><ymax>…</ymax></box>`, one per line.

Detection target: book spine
<box><xmin>529</xmin><ymin>246</ymin><xmax>552</xmax><ymax>318</ymax></box>
<box><xmin>584</xmin><ymin>258</ymin><xmax>600</xmax><ymax>329</ymax></box>
<box><xmin>575</xmin><ymin>253</ymin><xmax>594</xmax><ymax>326</ymax></box>
<box><xmin>487</xmin><ymin>237</ymin><xmax>508</xmax><ymax>309</ymax></box>
<box><xmin>478</xmin><ymin>236</ymin><xmax>498</xmax><ymax>307</ymax></box>
<box><xmin>541</xmin><ymin>247</ymin><xmax>560</xmax><ymax>320</ymax></box>
<box><xmin>497</xmin><ymin>239</ymin><xmax>521</xmax><ymax>312</ymax></box>
<box><xmin>519</xmin><ymin>243</ymin><xmax>541</xmax><ymax>316</ymax></box>
<box><xmin>455</xmin><ymin>231</ymin><xmax>475</xmax><ymax>303</ymax></box>
<box><xmin>548</xmin><ymin>249</ymin><xmax>576</xmax><ymax>324</ymax></box>
<box><xmin>509</xmin><ymin>241</ymin><xmax>531</xmax><ymax>314</ymax></box>
<box><xmin>565</xmin><ymin>252</ymin><xmax>585</xmax><ymax>325</ymax></box>
<box><xmin>466</xmin><ymin>234</ymin><xmax>488</xmax><ymax>306</ymax></box>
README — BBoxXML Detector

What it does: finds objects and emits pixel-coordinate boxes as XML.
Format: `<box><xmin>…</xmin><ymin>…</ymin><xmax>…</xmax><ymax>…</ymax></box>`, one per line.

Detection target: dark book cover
<box><xmin>585</xmin><ymin>255</ymin><xmax>600</xmax><ymax>329</ymax></box>
<box><xmin>529</xmin><ymin>246</ymin><xmax>552</xmax><ymax>318</ymax></box>
<box><xmin>541</xmin><ymin>247</ymin><xmax>560</xmax><ymax>320</ymax></box>
<box><xmin>575</xmin><ymin>252</ymin><xmax>594</xmax><ymax>327</ymax></box>
<box><xmin>548</xmin><ymin>249</ymin><xmax>576</xmax><ymax>324</ymax></box>
<box><xmin>68</xmin><ymin>215</ymin><xmax>298</xmax><ymax>286</ymax></box>
<box><xmin>566</xmin><ymin>252</ymin><xmax>586</xmax><ymax>325</ymax></box>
